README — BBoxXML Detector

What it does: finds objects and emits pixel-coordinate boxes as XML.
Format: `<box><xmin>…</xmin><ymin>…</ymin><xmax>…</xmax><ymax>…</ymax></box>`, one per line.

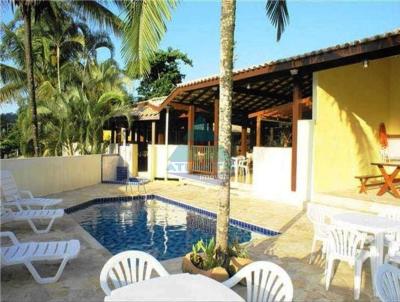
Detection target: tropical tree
<box><xmin>2</xmin><ymin>0</ymin><xmax>122</xmax><ymax>156</ymax></box>
<box><xmin>215</xmin><ymin>0</ymin><xmax>289</xmax><ymax>253</ymax></box>
<box><xmin>137</xmin><ymin>47</ymin><xmax>192</xmax><ymax>99</ymax></box>
<box><xmin>6</xmin><ymin>0</ymin><xmax>40</xmax><ymax>156</ymax></box>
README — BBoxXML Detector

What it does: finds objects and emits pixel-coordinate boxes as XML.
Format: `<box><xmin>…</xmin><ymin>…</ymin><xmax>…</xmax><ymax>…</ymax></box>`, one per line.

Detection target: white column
<box><xmin>151</xmin><ymin>121</ymin><xmax>156</xmax><ymax>180</ymax></box>
<box><xmin>165</xmin><ymin>106</ymin><xmax>170</xmax><ymax>181</ymax></box>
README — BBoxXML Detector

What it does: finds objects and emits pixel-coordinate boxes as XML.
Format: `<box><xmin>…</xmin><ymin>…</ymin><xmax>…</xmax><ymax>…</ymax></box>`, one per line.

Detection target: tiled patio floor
<box><xmin>1</xmin><ymin>181</ymin><xmax>380</xmax><ymax>301</ymax></box>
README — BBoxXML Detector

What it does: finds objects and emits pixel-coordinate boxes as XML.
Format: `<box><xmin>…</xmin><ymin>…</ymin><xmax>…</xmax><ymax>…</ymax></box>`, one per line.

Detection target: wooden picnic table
<box><xmin>371</xmin><ymin>161</ymin><xmax>400</xmax><ymax>198</ymax></box>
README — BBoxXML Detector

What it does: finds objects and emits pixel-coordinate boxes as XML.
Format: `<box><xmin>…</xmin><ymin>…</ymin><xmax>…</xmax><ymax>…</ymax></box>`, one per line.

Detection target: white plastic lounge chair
<box><xmin>376</xmin><ymin>264</ymin><xmax>400</xmax><ymax>302</ymax></box>
<box><xmin>0</xmin><ymin>231</ymin><xmax>80</xmax><ymax>284</ymax></box>
<box><xmin>223</xmin><ymin>261</ymin><xmax>293</xmax><ymax>302</ymax></box>
<box><xmin>325</xmin><ymin>226</ymin><xmax>373</xmax><ymax>300</ymax></box>
<box><xmin>100</xmin><ymin>250</ymin><xmax>169</xmax><ymax>295</ymax></box>
<box><xmin>307</xmin><ymin>203</ymin><xmax>330</xmax><ymax>264</ymax></box>
<box><xmin>1</xmin><ymin>207</ymin><xmax>64</xmax><ymax>234</ymax></box>
<box><xmin>0</xmin><ymin>170</ymin><xmax>62</xmax><ymax>210</ymax></box>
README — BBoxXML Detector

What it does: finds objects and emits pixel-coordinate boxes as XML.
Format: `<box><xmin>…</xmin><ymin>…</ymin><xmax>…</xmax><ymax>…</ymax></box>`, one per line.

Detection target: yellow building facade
<box><xmin>313</xmin><ymin>55</ymin><xmax>400</xmax><ymax>193</ymax></box>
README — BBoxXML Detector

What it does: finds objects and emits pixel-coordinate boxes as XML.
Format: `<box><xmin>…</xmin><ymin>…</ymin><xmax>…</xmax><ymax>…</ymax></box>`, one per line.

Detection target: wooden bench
<box><xmin>355</xmin><ymin>175</ymin><xmax>384</xmax><ymax>194</ymax></box>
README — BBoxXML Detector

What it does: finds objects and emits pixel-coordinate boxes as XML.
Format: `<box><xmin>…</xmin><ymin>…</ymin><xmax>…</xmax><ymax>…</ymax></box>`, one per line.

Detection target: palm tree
<box><xmin>4</xmin><ymin>0</ymin><xmax>122</xmax><ymax>156</ymax></box>
<box><xmin>7</xmin><ymin>0</ymin><xmax>40</xmax><ymax>156</ymax></box>
<box><xmin>215</xmin><ymin>0</ymin><xmax>289</xmax><ymax>253</ymax></box>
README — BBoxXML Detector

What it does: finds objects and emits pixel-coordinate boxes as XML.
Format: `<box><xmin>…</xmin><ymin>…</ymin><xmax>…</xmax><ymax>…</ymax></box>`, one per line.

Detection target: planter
<box><xmin>182</xmin><ymin>253</ymin><xmax>229</xmax><ymax>282</ymax></box>
<box><xmin>229</xmin><ymin>256</ymin><xmax>253</xmax><ymax>285</ymax></box>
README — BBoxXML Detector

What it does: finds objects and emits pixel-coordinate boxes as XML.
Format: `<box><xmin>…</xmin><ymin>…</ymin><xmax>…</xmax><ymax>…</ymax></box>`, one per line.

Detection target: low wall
<box><xmin>0</xmin><ymin>155</ymin><xmax>102</xmax><ymax>196</ymax></box>
<box><xmin>102</xmin><ymin>144</ymin><xmax>139</xmax><ymax>181</ymax></box>
<box><xmin>101</xmin><ymin>154</ymin><xmax>120</xmax><ymax>182</ymax></box>
<box><xmin>252</xmin><ymin>120</ymin><xmax>314</xmax><ymax>206</ymax></box>
<box><xmin>148</xmin><ymin>144</ymin><xmax>188</xmax><ymax>179</ymax></box>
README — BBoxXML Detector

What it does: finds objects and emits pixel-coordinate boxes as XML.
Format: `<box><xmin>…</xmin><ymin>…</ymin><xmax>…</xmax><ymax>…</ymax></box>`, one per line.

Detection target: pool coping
<box><xmin>65</xmin><ymin>194</ymin><xmax>281</xmax><ymax>237</ymax></box>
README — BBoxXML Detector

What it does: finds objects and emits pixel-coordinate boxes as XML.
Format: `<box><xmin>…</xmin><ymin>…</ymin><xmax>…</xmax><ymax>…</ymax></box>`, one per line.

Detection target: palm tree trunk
<box><xmin>57</xmin><ymin>44</ymin><xmax>61</xmax><ymax>93</ymax></box>
<box><xmin>22</xmin><ymin>4</ymin><xmax>40</xmax><ymax>156</ymax></box>
<box><xmin>216</xmin><ymin>0</ymin><xmax>236</xmax><ymax>253</ymax></box>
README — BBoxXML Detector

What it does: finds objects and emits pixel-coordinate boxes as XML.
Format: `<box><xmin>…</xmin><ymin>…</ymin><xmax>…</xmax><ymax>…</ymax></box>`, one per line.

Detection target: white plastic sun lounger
<box><xmin>0</xmin><ymin>170</ymin><xmax>62</xmax><ymax>210</ymax></box>
<box><xmin>1</xmin><ymin>208</ymin><xmax>64</xmax><ymax>234</ymax></box>
<box><xmin>0</xmin><ymin>231</ymin><xmax>80</xmax><ymax>284</ymax></box>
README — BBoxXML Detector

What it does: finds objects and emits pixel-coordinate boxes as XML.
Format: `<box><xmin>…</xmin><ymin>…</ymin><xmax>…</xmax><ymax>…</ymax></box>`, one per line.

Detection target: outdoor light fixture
<box><xmin>246</xmin><ymin>84</ymin><xmax>251</xmax><ymax>90</ymax></box>
<box><xmin>290</xmin><ymin>69</ymin><xmax>298</xmax><ymax>76</ymax></box>
<box><xmin>363</xmin><ymin>60</ymin><xmax>369</xmax><ymax>68</ymax></box>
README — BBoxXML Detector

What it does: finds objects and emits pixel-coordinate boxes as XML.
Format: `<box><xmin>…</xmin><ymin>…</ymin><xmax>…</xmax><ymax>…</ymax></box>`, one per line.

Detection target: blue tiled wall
<box><xmin>116</xmin><ymin>166</ymin><xmax>128</xmax><ymax>181</ymax></box>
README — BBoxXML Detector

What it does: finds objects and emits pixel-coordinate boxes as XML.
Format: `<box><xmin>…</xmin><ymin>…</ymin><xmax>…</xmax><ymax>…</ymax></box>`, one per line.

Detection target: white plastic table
<box><xmin>104</xmin><ymin>273</ymin><xmax>244</xmax><ymax>302</ymax></box>
<box><xmin>332</xmin><ymin>212</ymin><xmax>400</xmax><ymax>295</ymax></box>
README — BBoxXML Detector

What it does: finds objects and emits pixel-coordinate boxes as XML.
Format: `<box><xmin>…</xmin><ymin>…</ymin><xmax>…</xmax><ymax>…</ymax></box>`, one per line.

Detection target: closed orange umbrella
<box><xmin>378</xmin><ymin>123</ymin><xmax>388</xmax><ymax>148</ymax></box>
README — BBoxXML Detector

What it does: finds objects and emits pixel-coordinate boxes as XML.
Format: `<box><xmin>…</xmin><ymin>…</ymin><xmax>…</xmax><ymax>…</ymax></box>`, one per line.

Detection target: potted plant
<box><xmin>182</xmin><ymin>238</ymin><xmax>252</xmax><ymax>282</ymax></box>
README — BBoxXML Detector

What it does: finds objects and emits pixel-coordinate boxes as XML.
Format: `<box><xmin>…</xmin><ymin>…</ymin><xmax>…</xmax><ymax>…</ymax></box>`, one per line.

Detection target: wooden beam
<box><xmin>291</xmin><ymin>78</ymin><xmax>303</xmax><ymax>192</ymax></box>
<box><xmin>256</xmin><ymin>116</ymin><xmax>261</xmax><ymax>147</ymax></box>
<box><xmin>233</xmin><ymin>86</ymin><xmax>290</xmax><ymax>102</ymax></box>
<box><xmin>248</xmin><ymin>97</ymin><xmax>312</xmax><ymax>119</ymax></box>
<box><xmin>170</xmin><ymin>102</ymin><xmax>208</xmax><ymax>113</ymax></box>
<box><xmin>213</xmin><ymin>98</ymin><xmax>219</xmax><ymax>176</ymax></box>
<box><xmin>188</xmin><ymin>105</ymin><xmax>195</xmax><ymax>173</ymax></box>
<box><xmin>241</xmin><ymin>124</ymin><xmax>248</xmax><ymax>156</ymax></box>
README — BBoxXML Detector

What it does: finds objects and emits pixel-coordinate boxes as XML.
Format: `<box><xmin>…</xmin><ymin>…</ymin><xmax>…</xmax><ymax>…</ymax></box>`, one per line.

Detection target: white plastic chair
<box><xmin>385</xmin><ymin>232</ymin><xmax>400</xmax><ymax>265</ymax></box>
<box><xmin>238</xmin><ymin>159</ymin><xmax>250</xmax><ymax>177</ymax></box>
<box><xmin>307</xmin><ymin>203</ymin><xmax>330</xmax><ymax>264</ymax></box>
<box><xmin>376</xmin><ymin>264</ymin><xmax>400</xmax><ymax>302</ymax></box>
<box><xmin>0</xmin><ymin>170</ymin><xmax>62</xmax><ymax>210</ymax></box>
<box><xmin>0</xmin><ymin>231</ymin><xmax>80</xmax><ymax>284</ymax></box>
<box><xmin>378</xmin><ymin>208</ymin><xmax>400</xmax><ymax>246</ymax></box>
<box><xmin>100</xmin><ymin>251</ymin><xmax>169</xmax><ymax>295</ymax></box>
<box><xmin>325</xmin><ymin>226</ymin><xmax>372</xmax><ymax>300</ymax></box>
<box><xmin>223</xmin><ymin>261</ymin><xmax>293</xmax><ymax>302</ymax></box>
<box><xmin>1</xmin><ymin>206</ymin><xmax>64</xmax><ymax>234</ymax></box>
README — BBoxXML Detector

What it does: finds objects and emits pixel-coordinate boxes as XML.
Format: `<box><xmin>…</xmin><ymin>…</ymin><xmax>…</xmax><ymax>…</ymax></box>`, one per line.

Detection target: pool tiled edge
<box><xmin>66</xmin><ymin>194</ymin><xmax>281</xmax><ymax>237</ymax></box>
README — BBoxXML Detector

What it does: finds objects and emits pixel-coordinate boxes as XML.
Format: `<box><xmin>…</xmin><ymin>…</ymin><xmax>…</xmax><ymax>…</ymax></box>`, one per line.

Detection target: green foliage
<box><xmin>227</xmin><ymin>240</ymin><xmax>249</xmax><ymax>259</ymax></box>
<box><xmin>137</xmin><ymin>47</ymin><xmax>192</xmax><ymax>99</ymax></box>
<box><xmin>0</xmin><ymin>113</ymin><xmax>20</xmax><ymax>158</ymax></box>
<box><xmin>1</xmin><ymin>11</ymin><xmax>131</xmax><ymax>156</ymax></box>
<box><xmin>190</xmin><ymin>237</ymin><xmax>249</xmax><ymax>271</ymax></box>
<box><xmin>191</xmin><ymin>238</ymin><xmax>218</xmax><ymax>270</ymax></box>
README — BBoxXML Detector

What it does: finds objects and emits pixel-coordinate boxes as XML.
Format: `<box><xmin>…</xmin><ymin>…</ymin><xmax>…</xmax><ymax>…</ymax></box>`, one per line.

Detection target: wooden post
<box><xmin>188</xmin><ymin>105</ymin><xmax>195</xmax><ymax>173</ymax></box>
<box><xmin>256</xmin><ymin>116</ymin><xmax>261</xmax><ymax>147</ymax></box>
<box><xmin>240</xmin><ymin>123</ymin><xmax>247</xmax><ymax>156</ymax></box>
<box><xmin>213</xmin><ymin>99</ymin><xmax>219</xmax><ymax>176</ymax></box>
<box><xmin>291</xmin><ymin>78</ymin><xmax>303</xmax><ymax>192</ymax></box>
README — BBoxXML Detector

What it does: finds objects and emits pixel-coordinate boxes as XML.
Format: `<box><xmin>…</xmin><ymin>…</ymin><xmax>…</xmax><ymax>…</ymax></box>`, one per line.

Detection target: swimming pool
<box><xmin>68</xmin><ymin>195</ymin><xmax>280</xmax><ymax>261</ymax></box>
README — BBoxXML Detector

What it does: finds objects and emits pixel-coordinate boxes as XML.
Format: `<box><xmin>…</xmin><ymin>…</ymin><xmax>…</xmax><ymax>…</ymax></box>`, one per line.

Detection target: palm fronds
<box><xmin>266</xmin><ymin>0</ymin><xmax>289</xmax><ymax>41</ymax></box>
<box><xmin>121</xmin><ymin>0</ymin><xmax>178</xmax><ymax>77</ymax></box>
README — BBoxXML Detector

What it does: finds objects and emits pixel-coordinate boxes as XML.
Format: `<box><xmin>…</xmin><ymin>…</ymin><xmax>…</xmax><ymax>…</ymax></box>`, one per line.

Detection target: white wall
<box><xmin>0</xmin><ymin>155</ymin><xmax>102</xmax><ymax>196</ymax></box>
<box><xmin>101</xmin><ymin>154</ymin><xmax>120</xmax><ymax>181</ymax></box>
<box><xmin>252</xmin><ymin>120</ymin><xmax>314</xmax><ymax>206</ymax></box>
<box><xmin>148</xmin><ymin>144</ymin><xmax>188</xmax><ymax>179</ymax></box>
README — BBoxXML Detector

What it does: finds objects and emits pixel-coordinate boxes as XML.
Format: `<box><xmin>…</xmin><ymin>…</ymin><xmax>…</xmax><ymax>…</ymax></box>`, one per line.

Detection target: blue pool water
<box><xmin>70</xmin><ymin>198</ymin><xmax>271</xmax><ymax>261</ymax></box>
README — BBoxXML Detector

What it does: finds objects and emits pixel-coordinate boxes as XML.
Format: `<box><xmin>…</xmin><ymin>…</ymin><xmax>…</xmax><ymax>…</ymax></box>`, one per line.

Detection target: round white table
<box><xmin>104</xmin><ymin>273</ymin><xmax>244</xmax><ymax>302</ymax></box>
<box><xmin>332</xmin><ymin>212</ymin><xmax>400</xmax><ymax>295</ymax></box>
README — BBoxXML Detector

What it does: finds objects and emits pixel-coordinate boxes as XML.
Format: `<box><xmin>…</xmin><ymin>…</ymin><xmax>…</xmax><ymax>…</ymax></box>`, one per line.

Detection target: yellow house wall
<box><xmin>313</xmin><ymin>56</ymin><xmax>400</xmax><ymax>193</ymax></box>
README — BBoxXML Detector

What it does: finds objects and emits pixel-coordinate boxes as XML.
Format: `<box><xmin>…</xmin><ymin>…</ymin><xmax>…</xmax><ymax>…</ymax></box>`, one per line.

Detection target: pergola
<box><xmin>156</xmin><ymin>30</ymin><xmax>400</xmax><ymax>191</ymax></box>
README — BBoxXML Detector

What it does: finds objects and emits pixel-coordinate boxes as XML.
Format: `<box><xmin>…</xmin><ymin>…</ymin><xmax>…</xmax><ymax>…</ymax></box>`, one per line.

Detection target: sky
<box><xmin>1</xmin><ymin>0</ymin><xmax>400</xmax><ymax>113</ymax></box>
